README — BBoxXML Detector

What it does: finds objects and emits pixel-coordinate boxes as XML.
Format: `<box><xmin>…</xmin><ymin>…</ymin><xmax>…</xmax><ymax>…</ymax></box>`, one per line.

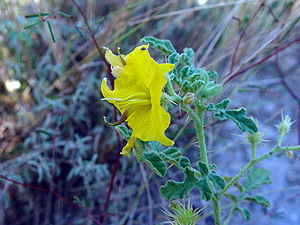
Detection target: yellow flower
<box><xmin>101</xmin><ymin>45</ymin><xmax>174</xmax><ymax>157</ymax></box>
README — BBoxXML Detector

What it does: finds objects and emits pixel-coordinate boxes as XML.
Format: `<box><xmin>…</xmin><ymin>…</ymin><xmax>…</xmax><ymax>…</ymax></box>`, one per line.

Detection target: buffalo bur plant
<box><xmin>99</xmin><ymin>36</ymin><xmax>300</xmax><ymax>224</ymax></box>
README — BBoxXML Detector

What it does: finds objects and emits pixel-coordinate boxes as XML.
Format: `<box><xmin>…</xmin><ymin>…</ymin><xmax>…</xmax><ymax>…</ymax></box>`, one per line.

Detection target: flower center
<box><xmin>102</xmin><ymin>92</ymin><xmax>151</xmax><ymax>126</ymax></box>
<box><xmin>103</xmin><ymin>92</ymin><xmax>151</xmax><ymax>109</ymax></box>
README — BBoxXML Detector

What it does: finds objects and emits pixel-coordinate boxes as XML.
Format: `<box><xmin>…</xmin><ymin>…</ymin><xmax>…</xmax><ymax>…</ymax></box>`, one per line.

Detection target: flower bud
<box><xmin>183</xmin><ymin>92</ymin><xmax>195</xmax><ymax>105</ymax></box>
<box><xmin>275</xmin><ymin>115</ymin><xmax>294</xmax><ymax>135</ymax></box>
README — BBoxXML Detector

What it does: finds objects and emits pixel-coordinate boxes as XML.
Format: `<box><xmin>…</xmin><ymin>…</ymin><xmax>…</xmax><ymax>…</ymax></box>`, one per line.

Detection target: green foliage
<box><xmin>207</xmin><ymin>100</ymin><xmax>258</xmax><ymax>134</ymax></box>
<box><xmin>143</xmin><ymin>150</ymin><xmax>167</xmax><ymax>177</ymax></box>
<box><xmin>161</xmin><ymin>147</ymin><xmax>182</xmax><ymax>167</ymax></box>
<box><xmin>141</xmin><ymin>36</ymin><xmax>177</xmax><ymax>55</ymax></box>
<box><xmin>224</xmin><ymin>168</ymin><xmax>271</xmax><ymax>222</ymax></box>
<box><xmin>142</xmin><ymin>36</ymin><xmax>222</xmax><ymax>101</ymax></box>
<box><xmin>160</xmin><ymin>162</ymin><xmax>225</xmax><ymax>201</ymax></box>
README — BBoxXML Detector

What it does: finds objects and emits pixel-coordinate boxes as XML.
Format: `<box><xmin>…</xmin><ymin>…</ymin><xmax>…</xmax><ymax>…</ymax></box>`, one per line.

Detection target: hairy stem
<box><xmin>212</xmin><ymin>196</ymin><xmax>221</xmax><ymax>225</ymax></box>
<box><xmin>251</xmin><ymin>142</ymin><xmax>257</xmax><ymax>161</ymax></box>
<box><xmin>218</xmin><ymin>145</ymin><xmax>300</xmax><ymax>198</ymax></box>
<box><xmin>195</xmin><ymin>108</ymin><xmax>208</xmax><ymax>164</ymax></box>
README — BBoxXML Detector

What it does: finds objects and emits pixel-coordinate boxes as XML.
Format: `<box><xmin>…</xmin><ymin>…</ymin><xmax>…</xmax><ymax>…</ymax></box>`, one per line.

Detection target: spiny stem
<box><xmin>195</xmin><ymin>109</ymin><xmax>208</xmax><ymax>164</ymax></box>
<box><xmin>212</xmin><ymin>196</ymin><xmax>221</xmax><ymax>225</ymax></box>
<box><xmin>251</xmin><ymin>142</ymin><xmax>257</xmax><ymax>161</ymax></box>
<box><xmin>218</xmin><ymin>145</ymin><xmax>300</xmax><ymax>198</ymax></box>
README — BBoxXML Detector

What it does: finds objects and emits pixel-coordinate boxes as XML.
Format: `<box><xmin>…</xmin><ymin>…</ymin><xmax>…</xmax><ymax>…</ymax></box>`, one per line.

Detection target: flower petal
<box><xmin>104</xmin><ymin>47</ymin><xmax>125</xmax><ymax>68</ymax></box>
<box><xmin>120</xmin><ymin>134</ymin><xmax>135</xmax><ymax>157</ymax></box>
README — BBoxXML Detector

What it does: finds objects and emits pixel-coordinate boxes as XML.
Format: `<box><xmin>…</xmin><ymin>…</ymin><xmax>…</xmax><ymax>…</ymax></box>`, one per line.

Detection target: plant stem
<box><xmin>218</xmin><ymin>145</ymin><xmax>300</xmax><ymax>199</ymax></box>
<box><xmin>212</xmin><ymin>196</ymin><xmax>221</xmax><ymax>225</ymax></box>
<box><xmin>277</xmin><ymin>131</ymin><xmax>285</xmax><ymax>146</ymax></box>
<box><xmin>177</xmin><ymin>98</ymin><xmax>208</xmax><ymax>164</ymax></box>
<box><xmin>251</xmin><ymin>142</ymin><xmax>257</xmax><ymax>161</ymax></box>
<box><xmin>195</xmin><ymin>108</ymin><xmax>208</xmax><ymax>164</ymax></box>
<box><xmin>223</xmin><ymin>204</ymin><xmax>236</xmax><ymax>225</ymax></box>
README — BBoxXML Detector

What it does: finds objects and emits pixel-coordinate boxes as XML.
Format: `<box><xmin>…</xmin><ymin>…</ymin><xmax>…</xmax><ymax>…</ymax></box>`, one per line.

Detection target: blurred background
<box><xmin>0</xmin><ymin>0</ymin><xmax>300</xmax><ymax>224</ymax></box>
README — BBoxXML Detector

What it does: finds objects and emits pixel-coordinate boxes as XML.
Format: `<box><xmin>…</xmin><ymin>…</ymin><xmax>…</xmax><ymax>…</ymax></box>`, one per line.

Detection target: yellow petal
<box><xmin>103</xmin><ymin>47</ymin><xmax>125</xmax><ymax>68</ymax></box>
<box><xmin>120</xmin><ymin>134</ymin><xmax>135</xmax><ymax>157</ymax></box>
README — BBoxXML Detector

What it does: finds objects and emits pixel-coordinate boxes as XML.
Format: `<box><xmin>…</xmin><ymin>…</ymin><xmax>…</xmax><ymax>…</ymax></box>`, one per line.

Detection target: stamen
<box><xmin>121</xmin><ymin>92</ymin><xmax>149</xmax><ymax>101</ymax></box>
<box><xmin>117</xmin><ymin>47</ymin><xmax>126</xmax><ymax>66</ymax></box>
<box><xmin>119</xmin><ymin>99</ymin><xmax>151</xmax><ymax>109</ymax></box>
<box><xmin>103</xmin><ymin>107</ymin><xmax>130</xmax><ymax>126</ymax></box>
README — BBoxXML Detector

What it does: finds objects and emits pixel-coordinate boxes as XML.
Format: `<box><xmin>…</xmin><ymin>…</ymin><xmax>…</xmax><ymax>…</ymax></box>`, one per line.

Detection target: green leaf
<box><xmin>178</xmin><ymin>156</ymin><xmax>191</xmax><ymax>170</ymax></box>
<box><xmin>207</xmin><ymin>71</ymin><xmax>218</xmax><ymax>80</ymax></box>
<box><xmin>115</xmin><ymin>125</ymin><xmax>132</xmax><ymax>140</ymax></box>
<box><xmin>141</xmin><ymin>36</ymin><xmax>176</xmax><ymax>55</ymax></box>
<box><xmin>196</xmin><ymin>82</ymin><xmax>222</xmax><ymax>100</ymax></box>
<box><xmin>197</xmin><ymin>161</ymin><xmax>209</xmax><ymax>176</ymax></box>
<box><xmin>246</xmin><ymin>195</ymin><xmax>271</xmax><ymax>207</ymax></box>
<box><xmin>209</xmin><ymin>164</ymin><xmax>217</xmax><ymax>170</ymax></box>
<box><xmin>225</xmin><ymin>193</ymin><xmax>238</xmax><ymax>203</ymax></box>
<box><xmin>196</xmin><ymin>178</ymin><xmax>213</xmax><ymax>201</ymax></box>
<box><xmin>168</xmin><ymin>53</ymin><xmax>179</xmax><ymax>82</ymax></box>
<box><xmin>209</xmin><ymin>171</ymin><xmax>226</xmax><ymax>191</ymax></box>
<box><xmin>161</xmin><ymin>162</ymin><xmax>223</xmax><ymax>202</ymax></box>
<box><xmin>245</xmin><ymin>168</ymin><xmax>272</xmax><ymax>190</ymax></box>
<box><xmin>149</xmin><ymin>141</ymin><xmax>161</xmax><ymax>153</ymax></box>
<box><xmin>160</xmin><ymin>147</ymin><xmax>182</xmax><ymax>166</ymax></box>
<box><xmin>206</xmin><ymin>99</ymin><xmax>231</xmax><ymax>111</ymax></box>
<box><xmin>180</xmin><ymin>66</ymin><xmax>190</xmax><ymax>82</ymax></box>
<box><xmin>168</xmin><ymin>53</ymin><xmax>180</xmax><ymax>65</ymax></box>
<box><xmin>236</xmin><ymin>207</ymin><xmax>251</xmax><ymax>221</ymax></box>
<box><xmin>160</xmin><ymin>167</ymin><xmax>200</xmax><ymax>200</ymax></box>
<box><xmin>181</xmin><ymin>80</ymin><xmax>190</xmax><ymax>90</ymax></box>
<box><xmin>188</xmin><ymin>80</ymin><xmax>205</xmax><ymax>93</ymax></box>
<box><xmin>179</xmin><ymin>53</ymin><xmax>192</xmax><ymax>66</ymax></box>
<box><xmin>133</xmin><ymin>139</ymin><xmax>147</xmax><ymax>162</ymax></box>
<box><xmin>215</xmin><ymin>108</ymin><xmax>258</xmax><ymax>134</ymax></box>
<box><xmin>183</xmin><ymin>47</ymin><xmax>194</xmax><ymax>65</ymax></box>
<box><xmin>143</xmin><ymin>151</ymin><xmax>166</xmax><ymax>177</ymax></box>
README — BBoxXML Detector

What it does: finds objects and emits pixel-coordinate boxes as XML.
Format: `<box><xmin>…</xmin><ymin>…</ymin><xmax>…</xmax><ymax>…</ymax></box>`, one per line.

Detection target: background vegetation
<box><xmin>0</xmin><ymin>0</ymin><xmax>299</xmax><ymax>224</ymax></box>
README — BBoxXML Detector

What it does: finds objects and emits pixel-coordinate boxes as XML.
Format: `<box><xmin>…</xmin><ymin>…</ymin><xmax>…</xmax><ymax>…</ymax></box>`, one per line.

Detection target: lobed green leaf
<box><xmin>183</xmin><ymin>47</ymin><xmax>194</xmax><ymax>65</ymax></box>
<box><xmin>197</xmin><ymin>161</ymin><xmax>209</xmax><ymax>176</ymax></box>
<box><xmin>245</xmin><ymin>168</ymin><xmax>272</xmax><ymax>190</ymax></box>
<box><xmin>246</xmin><ymin>195</ymin><xmax>271</xmax><ymax>207</ymax></box>
<box><xmin>141</xmin><ymin>36</ymin><xmax>176</xmax><ymax>55</ymax></box>
<box><xmin>236</xmin><ymin>207</ymin><xmax>251</xmax><ymax>221</ymax></box>
<box><xmin>207</xmin><ymin>99</ymin><xmax>231</xmax><ymax>111</ymax></box>
<box><xmin>160</xmin><ymin>167</ymin><xmax>199</xmax><ymax>200</ymax></box>
<box><xmin>179</xmin><ymin>53</ymin><xmax>192</xmax><ymax>66</ymax></box>
<box><xmin>115</xmin><ymin>125</ymin><xmax>132</xmax><ymax>140</ymax></box>
<box><xmin>215</xmin><ymin>108</ymin><xmax>258</xmax><ymax>134</ymax></box>
<box><xmin>178</xmin><ymin>156</ymin><xmax>191</xmax><ymax>170</ymax></box>
<box><xmin>160</xmin><ymin>147</ymin><xmax>182</xmax><ymax>166</ymax></box>
<box><xmin>207</xmin><ymin>70</ymin><xmax>219</xmax><ymax>80</ymax></box>
<box><xmin>209</xmin><ymin>171</ymin><xmax>226</xmax><ymax>191</ymax></box>
<box><xmin>143</xmin><ymin>151</ymin><xmax>166</xmax><ymax>177</ymax></box>
<box><xmin>180</xmin><ymin>66</ymin><xmax>190</xmax><ymax>82</ymax></box>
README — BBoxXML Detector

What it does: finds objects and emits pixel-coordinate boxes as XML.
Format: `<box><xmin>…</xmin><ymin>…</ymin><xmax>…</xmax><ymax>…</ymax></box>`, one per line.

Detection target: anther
<box><xmin>103</xmin><ymin>107</ymin><xmax>130</xmax><ymax>126</ymax></box>
<box><xmin>117</xmin><ymin>47</ymin><xmax>126</xmax><ymax>66</ymax></box>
